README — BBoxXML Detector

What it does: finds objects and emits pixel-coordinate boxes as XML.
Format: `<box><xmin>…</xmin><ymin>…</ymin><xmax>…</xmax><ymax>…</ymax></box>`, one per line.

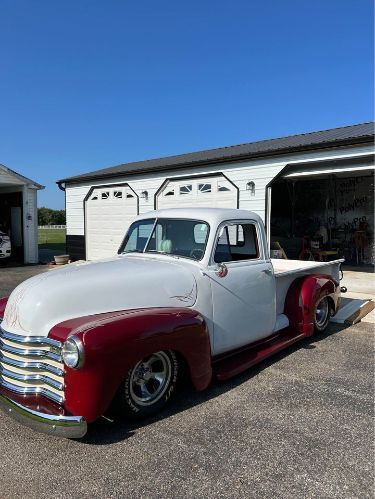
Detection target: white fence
<box><xmin>38</xmin><ymin>225</ymin><xmax>66</xmax><ymax>229</ymax></box>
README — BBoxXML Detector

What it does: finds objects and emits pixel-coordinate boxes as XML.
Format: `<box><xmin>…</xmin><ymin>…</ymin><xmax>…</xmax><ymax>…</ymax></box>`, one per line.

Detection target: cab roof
<box><xmin>134</xmin><ymin>208</ymin><xmax>262</xmax><ymax>227</ymax></box>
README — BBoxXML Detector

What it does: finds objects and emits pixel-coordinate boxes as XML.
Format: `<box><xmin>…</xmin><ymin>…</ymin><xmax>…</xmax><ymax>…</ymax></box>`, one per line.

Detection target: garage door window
<box><xmin>101</xmin><ymin>191</ymin><xmax>110</xmax><ymax>200</ymax></box>
<box><xmin>179</xmin><ymin>184</ymin><xmax>192</xmax><ymax>195</ymax></box>
<box><xmin>218</xmin><ymin>183</ymin><xmax>230</xmax><ymax>192</ymax></box>
<box><xmin>214</xmin><ymin>223</ymin><xmax>259</xmax><ymax>263</ymax></box>
<box><xmin>198</xmin><ymin>183</ymin><xmax>212</xmax><ymax>194</ymax></box>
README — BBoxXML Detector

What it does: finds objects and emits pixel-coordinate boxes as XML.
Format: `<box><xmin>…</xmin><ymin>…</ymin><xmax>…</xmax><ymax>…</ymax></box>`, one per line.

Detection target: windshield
<box><xmin>120</xmin><ymin>218</ymin><xmax>209</xmax><ymax>261</ymax></box>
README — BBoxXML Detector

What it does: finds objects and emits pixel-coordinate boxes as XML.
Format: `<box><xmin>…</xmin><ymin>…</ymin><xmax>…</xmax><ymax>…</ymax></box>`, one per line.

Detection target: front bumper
<box><xmin>0</xmin><ymin>391</ymin><xmax>87</xmax><ymax>438</ymax></box>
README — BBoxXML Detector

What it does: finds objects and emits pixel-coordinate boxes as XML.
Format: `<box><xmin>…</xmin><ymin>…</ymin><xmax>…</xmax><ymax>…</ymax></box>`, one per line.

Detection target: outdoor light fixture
<box><xmin>246</xmin><ymin>181</ymin><xmax>255</xmax><ymax>195</ymax></box>
<box><xmin>141</xmin><ymin>190</ymin><xmax>149</xmax><ymax>201</ymax></box>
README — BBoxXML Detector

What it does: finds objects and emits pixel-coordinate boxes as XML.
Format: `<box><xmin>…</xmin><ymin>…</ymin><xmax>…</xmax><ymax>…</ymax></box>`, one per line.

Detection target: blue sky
<box><xmin>0</xmin><ymin>0</ymin><xmax>373</xmax><ymax>209</ymax></box>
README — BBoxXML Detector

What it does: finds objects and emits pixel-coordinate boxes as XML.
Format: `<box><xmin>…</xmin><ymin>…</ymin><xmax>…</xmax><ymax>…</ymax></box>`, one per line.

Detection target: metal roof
<box><xmin>58</xmin><ymin>122</ymin><xmax>374</xmax><ymax>185</ymax></box>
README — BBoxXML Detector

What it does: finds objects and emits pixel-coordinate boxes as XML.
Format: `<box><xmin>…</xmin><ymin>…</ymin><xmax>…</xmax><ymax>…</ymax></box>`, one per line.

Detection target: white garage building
<box><xmin>0</xmin><ymin>164</ymin><xmax>43</xmax><ymax>264</ymax></box>
<box><xmin>58</xmin><ymin>123</ymin><xmax>375</xmax><ymax>265</ymax></box>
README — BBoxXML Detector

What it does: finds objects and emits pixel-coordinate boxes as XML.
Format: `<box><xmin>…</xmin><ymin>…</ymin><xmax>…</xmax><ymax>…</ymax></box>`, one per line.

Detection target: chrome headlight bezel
<box><xmin>62</xmin><ymin>336</ymin><xmax>85</xmax><ymax>369</ymax></box>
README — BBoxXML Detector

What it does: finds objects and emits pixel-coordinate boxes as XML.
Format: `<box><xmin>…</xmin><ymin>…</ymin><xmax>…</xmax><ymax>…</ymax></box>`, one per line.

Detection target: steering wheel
<box><xmin>190</xmin><ymin>249</ymin><xmax>204</xmax><ymax>260</ymax></box>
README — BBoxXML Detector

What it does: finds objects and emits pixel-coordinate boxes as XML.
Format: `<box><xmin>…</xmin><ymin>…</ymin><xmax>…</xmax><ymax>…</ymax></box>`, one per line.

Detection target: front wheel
<box><xmin>115</xmin><ymin>350</ymin><xmax>180</xmax><ymax>420</ymax></box>
<box><xmin>314</xmin><ymin>296</ymin><xmax>330</xmax><ymax>333</ymax></box>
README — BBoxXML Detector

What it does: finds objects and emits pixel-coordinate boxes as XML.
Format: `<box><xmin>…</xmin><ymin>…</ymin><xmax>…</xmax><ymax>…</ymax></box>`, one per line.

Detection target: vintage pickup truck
<box><xmin>0</xmin><ymin>208</ymin><xmax>344</xmax><ymax>438</ymax></box>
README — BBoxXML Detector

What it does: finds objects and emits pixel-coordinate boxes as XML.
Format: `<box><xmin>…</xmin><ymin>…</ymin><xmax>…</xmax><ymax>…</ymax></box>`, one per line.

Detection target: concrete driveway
<box><xmin>0</xmin><ymin>264</ymin><xmax>48</xmax><ymax>297</ymax></box>
<box><xmin>0</xmin><ymin>266</ymin><xmax>373</xmax><ymax>498</ymax></box>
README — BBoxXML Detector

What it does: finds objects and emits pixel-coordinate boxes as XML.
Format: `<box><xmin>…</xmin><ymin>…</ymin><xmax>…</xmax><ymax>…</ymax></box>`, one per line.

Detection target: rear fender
<box><xmin>285</xmin><ymin>274</ymin><xmax>340</xmax><ymax>337</ymax></box>
<box><xmin>49</xmin><ymin>307</ymin><xmax>212</xmax><ymax>422</ymax></box>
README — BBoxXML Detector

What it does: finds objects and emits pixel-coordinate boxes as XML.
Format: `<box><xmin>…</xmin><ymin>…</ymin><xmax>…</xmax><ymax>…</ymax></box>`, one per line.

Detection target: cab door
<box><xmin>207</xmin><ymin>220</ymin><xmax>276</xmax><ymax>355</ymax></box>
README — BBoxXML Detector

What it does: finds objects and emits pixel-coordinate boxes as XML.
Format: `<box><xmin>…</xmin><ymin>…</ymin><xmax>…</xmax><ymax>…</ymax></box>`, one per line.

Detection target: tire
<box><xmin>313</xmin><ymin>296</ymin><xmax>331</xmax><ymax>333</ymax></box>
<box><xmin>115</xmin><ymin>350</ymin><xmax>179</xmax><ymax>420</ymax></box>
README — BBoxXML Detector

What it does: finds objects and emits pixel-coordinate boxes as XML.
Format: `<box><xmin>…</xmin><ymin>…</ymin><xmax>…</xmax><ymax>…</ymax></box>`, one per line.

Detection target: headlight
<box><xmin>62</xmin><ymin>336</ymin><xmax>85</xmax><ymax>369</ymax></box>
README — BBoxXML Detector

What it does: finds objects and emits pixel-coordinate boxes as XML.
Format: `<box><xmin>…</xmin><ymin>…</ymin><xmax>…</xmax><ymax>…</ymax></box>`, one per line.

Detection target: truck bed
<box><xmin>272</xmin><ymin>258</ymin><xmax>344</xmax><ymax>316</ymax></box>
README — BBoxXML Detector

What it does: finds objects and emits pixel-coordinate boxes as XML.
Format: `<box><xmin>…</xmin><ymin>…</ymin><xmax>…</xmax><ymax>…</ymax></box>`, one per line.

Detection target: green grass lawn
<box><xmin>38</xmin><ymin>228</ymin><xmax>66</xmax><ymax>251</ymax></box>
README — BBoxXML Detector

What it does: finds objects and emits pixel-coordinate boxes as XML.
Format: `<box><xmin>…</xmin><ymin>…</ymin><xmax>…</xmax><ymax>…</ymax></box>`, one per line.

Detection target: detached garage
<box><xmin>58</xmin><ymin>123</ymin><xmax>374</xmax><ymax>265</ymax></box>
<box><xmin>0</xmin><ymin>164</ymin><xmax>43</xmax><ymax>264</ymax></box>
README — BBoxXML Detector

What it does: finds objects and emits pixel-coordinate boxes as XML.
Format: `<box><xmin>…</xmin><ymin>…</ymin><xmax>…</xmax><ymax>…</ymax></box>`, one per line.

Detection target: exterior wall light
<box><xmin>246</xmin><ymin>181</ymin><xmax>256</xmax><ymax>196</ymax></box>
<box><xmin>141</xmin><ymin>191</ymin><xmax>149</xmax><ymax>201</ymax></box>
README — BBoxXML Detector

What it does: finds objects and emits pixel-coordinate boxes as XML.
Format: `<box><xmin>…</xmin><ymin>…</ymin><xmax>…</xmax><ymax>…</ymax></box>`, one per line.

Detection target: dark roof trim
<box><xmin>57</xmin><ymin>122</ymin><xmax>374</xmax><ymax>186</ymax></box>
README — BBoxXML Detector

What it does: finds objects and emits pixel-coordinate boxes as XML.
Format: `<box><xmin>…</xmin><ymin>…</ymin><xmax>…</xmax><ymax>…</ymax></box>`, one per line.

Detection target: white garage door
<box><xmin>85</xmin><ymin>185</ymin><xmax>138</xmax><ymax>260</ymax></box>
<box><xmin>156</xmin><ymin>175</ymin><xmax>238</xmax><ymax>210</ymax></box>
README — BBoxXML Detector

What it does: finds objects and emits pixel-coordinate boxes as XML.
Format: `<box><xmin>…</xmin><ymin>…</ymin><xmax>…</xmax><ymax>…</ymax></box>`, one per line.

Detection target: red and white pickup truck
<box><xmin>0</xmin><ymin>208</ymin><xmax>344</xmax><ymax>438</ymax></box>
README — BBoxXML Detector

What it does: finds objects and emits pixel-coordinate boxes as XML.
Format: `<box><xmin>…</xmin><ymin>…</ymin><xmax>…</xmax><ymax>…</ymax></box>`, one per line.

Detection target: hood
<box><xmin>2</xmin><ymin>255</ymin><xmax>197</xmax><ymax>337</ymax></box>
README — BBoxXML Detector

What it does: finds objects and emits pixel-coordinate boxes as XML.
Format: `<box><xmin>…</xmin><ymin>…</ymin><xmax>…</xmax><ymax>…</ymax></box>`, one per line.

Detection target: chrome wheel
<box><xmin>129</xmin><ymin>352</ymin><xmax>172</xmax><ymax>407</ymax></box>
<box><xmin>315</xmin><ymin>297</ymin><xmax>329</xmax><ymax>329</ymax></box>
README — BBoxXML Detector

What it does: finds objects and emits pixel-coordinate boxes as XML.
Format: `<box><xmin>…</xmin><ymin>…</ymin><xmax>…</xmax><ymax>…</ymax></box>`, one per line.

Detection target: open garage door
<box><xmin>156</xmin><ymin>174</ymin><xmax>238</xmax><ymax>210</ymax></box>
<box><xmin>85</xmin><ymin>184</ymin><xmax>138</xmax><ymax>260</ymax></box>
<box><xmin>269</xmin><ymin>156</ymin><xmax>375</xmax><ymax>265</ymax></box>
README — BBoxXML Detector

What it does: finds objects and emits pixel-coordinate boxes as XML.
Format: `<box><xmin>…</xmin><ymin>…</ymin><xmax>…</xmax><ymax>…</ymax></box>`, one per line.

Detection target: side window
<box><xmin>214</xmin><ymin>223</ymin><xmax>259</xmax><ymax>263</ymax></box>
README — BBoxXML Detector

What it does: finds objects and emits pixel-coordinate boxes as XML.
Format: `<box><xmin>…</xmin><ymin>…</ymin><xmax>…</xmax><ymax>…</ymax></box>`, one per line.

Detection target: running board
<box><xmin>213</xmin><ymin>330</ymin><xmax>305</xmax><ymax>381</ymax></box>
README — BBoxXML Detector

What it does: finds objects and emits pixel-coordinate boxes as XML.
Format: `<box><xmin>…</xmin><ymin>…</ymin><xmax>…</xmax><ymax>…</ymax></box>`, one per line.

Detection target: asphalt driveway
<box><xmin>0</xmin><ymin>266</ymin><xmax>373</xmax><ymax>498</ymax></box>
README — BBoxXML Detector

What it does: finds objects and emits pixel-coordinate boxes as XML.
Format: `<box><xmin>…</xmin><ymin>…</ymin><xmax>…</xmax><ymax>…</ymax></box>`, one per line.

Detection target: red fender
<box><xmin>284</xmin><ymin>274</ymin><xmax>340</xmax><ymax>337</ymax></box>
<box><xmin>0</xmin><ymin>297</ymin><xmax>8</xmax><ymax>318</ymax></box>
<box><xmin>49</xmin><ymin>307</ymin><xmax>212</xmax><ymax>422</ymax></box>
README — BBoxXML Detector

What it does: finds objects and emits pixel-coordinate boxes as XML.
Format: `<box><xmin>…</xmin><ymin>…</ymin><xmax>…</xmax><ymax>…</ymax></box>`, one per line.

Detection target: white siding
<box><xmin>65</xmin><ymin>144</ymin><xmax>374</xmax><ymax>238</ymax></box>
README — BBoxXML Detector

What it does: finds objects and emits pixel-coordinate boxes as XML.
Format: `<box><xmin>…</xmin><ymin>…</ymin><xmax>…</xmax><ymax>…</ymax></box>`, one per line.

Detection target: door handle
<box><xmin>262</xmin><ymin>268</ymin><xmax>273</xmax><ymax>276</ymax></box>
<box><xmin>215</xmin><ymin>263</ymin><xmax>228</xmax><ymax>278</ymax></box>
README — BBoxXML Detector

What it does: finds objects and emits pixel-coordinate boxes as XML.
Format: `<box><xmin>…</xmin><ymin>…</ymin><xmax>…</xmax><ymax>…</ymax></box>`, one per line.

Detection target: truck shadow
<box><xmin>81</xmin><ymin>322</ymin><xmax>351</xmax><ymax>446</ymax></box>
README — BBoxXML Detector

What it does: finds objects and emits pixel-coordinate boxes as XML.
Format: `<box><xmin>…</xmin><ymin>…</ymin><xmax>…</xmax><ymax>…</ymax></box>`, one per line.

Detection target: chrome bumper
<box><xmin>0</xmin><ymin>391</ymin><xmax>87</xmax><ymax>439</ymax></box>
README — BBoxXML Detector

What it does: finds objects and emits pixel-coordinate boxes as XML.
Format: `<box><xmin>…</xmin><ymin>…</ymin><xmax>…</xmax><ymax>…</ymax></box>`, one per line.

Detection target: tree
<box><xmin>38</xmin><ymin>207</ymin><xmax>66</xmax><ymax>226</ymax></box>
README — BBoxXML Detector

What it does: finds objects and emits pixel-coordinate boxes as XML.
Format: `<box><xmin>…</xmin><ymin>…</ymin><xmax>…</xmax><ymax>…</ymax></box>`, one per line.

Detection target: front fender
<box><xmin>0</xmin><ymin>297</ymin><xmax>8</xmax><ymax>318</ymax></box>
<box><xmin>49</xmin><ymin>307</ymin><xmax>212</xmax><ymax>422</ymax></box>
<box><xmin>285</xmin><ymin>274</ymin><xmax>340</xmax><ymax>337</ymax></box>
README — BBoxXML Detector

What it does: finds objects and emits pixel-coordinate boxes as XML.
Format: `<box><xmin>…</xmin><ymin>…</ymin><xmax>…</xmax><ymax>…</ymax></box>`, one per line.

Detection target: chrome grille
<box><xmin>0</xmin><ymin>321</ymin><xmax>64</xmax><ymax>404</ymax></box>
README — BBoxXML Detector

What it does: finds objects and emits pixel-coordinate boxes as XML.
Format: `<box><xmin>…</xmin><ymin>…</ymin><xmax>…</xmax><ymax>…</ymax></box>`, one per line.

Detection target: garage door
<box><xmin>85</xmin><ymin>185</ymin><xmax>138</xmax><ymax>260</ymax></box>
<box><xmin>156</xmin><ymin>175</ymin><xmax>238</xmax><ymax>210</ymax></box>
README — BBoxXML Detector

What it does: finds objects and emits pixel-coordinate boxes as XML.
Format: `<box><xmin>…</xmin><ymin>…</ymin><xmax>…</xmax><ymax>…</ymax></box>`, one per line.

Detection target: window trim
<box><xmin>210</xmin><ymin>220</ymin><xmax>264</xmax><ymax>265</ymax></box>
